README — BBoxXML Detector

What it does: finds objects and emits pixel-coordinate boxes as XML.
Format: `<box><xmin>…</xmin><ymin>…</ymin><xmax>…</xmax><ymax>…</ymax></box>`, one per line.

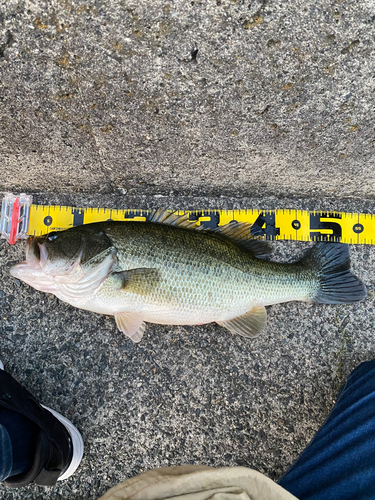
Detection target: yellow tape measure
<box><xmin>0</xmin><ymin>195</ymin><xmax>371</xmax><ymax>244</ymax></box>
<box><xmin>28</xmin><ymin>205</ymin><xmax>372</xmax><ymax>244</ymax></box>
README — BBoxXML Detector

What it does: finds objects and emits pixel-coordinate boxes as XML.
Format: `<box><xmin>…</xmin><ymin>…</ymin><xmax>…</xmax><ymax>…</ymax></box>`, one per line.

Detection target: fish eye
<box><xmin>47</xmin><ymin>232</ymin><xmax>58</xmax><ymax>242</ymax></box>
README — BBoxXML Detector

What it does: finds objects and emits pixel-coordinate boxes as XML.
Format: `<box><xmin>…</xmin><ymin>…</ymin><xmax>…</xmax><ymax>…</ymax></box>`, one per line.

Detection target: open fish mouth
<box><xmin>9</xmin><ymin>235</ymin><xmax>115</xmax><ymax>300</ymax></box>
<box><xmin>24</xmin><ymin>237</ymin><xmax>49</xmax><ymax>269</ymax></box>
<box><xmin>10</xmin><ymin>238</ymin><xmax>48</xmax><ymax>274</ymax></box>
<box><xmin>12</xmin><ymin>237</ymin><xmax>82</xmax><ymax>276</ymax></box>
<box><xmin>9</xmin><ymin>238</ymin><xmax>53</xmax><ymax>290</ymax></box>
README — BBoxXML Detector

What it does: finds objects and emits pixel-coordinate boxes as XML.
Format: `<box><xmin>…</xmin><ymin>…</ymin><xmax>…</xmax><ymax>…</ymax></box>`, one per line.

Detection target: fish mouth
<box><xmin>25</xmin><ymin>237</ymin><xmax>49</xmax><ymax>268</ymax></box>
<box><xmin>9</xmin><ymin>237</ymin><xmax>59</xmax><ymax>294</ymax></box>
<box><xmin>9</xmin><ymin>237</ymin><xmax>48</xmax><ymax>278</ymax></box>
<box><xmin>10</xmin><ymin>236</ymin><xmax>115</xmax><ymax>300</ymax></box>
<box><xmin>10</xmin><ymin>236</ymin><xmax>82</xmax><ymax>280</ymax></box>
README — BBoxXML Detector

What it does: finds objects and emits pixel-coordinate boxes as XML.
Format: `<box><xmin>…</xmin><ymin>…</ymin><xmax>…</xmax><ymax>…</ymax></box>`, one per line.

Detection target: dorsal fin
<box><xmin>148</xmin><ymin>209</ymin><xmax>199</xmax><ymax>229</ymax></box>
<box><xmin>148</xmin><ymin>210</ymin><xmax>272</xmax><ymax>257</ymax></box>
<box><xmin>212</xmin><ymin>222</ymin><xmax>272</xmax><ymax>258</ymax></box>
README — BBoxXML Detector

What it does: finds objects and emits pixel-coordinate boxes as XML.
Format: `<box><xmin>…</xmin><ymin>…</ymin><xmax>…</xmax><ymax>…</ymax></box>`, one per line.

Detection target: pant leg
<box><xmin>0</xmin><ymin>423</ymin><xmax>13</xmax><ymax>482</ymax></box>
<box><xmin>278</xmin><ymin>359</ymin><xmax>375</xmax><ymax>500</ymax></box>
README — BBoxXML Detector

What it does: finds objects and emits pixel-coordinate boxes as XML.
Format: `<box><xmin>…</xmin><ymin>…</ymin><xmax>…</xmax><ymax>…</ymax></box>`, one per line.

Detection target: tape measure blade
<box><xmin>22</xmin><ymin>203</ymin><xmax>374</xmax><ymax>245</ymax></box>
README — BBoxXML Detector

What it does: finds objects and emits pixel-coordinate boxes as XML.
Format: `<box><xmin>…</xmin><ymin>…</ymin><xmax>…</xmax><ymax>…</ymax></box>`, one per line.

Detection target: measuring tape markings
<box><xmin>27</xmin><ymin>205</ymin><xmax>375</xmax><ymax>244</ymax></box>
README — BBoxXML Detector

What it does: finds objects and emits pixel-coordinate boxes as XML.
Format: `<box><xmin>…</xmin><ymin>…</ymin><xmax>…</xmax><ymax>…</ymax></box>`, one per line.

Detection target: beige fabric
<box><xmin>98</xmin><ymin>465</ymin><xmax>298</xmax><ymax>500</ymax></box>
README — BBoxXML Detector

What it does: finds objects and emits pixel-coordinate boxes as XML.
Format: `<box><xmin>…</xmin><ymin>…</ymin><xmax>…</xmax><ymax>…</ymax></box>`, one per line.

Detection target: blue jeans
<box><xmin>0</xmin><ymin>423</ymin><xmax>12</xmax><ymax>481</ymax></box>
<box><xmin>279</xmin><ymin>359</ymin><xmax>375</xmax><ymax>499</ymax></box>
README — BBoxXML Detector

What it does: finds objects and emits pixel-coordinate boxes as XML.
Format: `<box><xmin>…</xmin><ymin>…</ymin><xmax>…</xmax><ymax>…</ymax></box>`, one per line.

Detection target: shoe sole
<box><xmin>0</xmin><ymin>360</ymin><xmax>4</xmax><ymax>370</ymax></box>
<box><xmin>42</xmin><ymin>405</ymin><xmax>84</xmax><ymax>481</ymax></box>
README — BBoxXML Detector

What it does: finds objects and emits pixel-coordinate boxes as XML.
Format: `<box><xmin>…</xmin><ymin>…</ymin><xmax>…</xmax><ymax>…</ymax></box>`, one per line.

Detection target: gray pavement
<box><xmin>1</xmin><ymin>193</ymin><xmax>375</xmax><ymax>499</ymax></box>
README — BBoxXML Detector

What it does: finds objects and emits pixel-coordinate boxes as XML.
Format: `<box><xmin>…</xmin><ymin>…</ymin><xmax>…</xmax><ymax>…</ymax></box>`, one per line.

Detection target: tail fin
<box><xmin>302</xmin><ymin>243</ymin><xmax>367</xmax><ymax>304</ymax></box>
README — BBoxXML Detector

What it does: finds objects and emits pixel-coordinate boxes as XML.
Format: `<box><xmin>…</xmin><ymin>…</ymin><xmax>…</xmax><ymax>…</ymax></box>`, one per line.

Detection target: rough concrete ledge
<box><xmin>1</xmin><ymin>0</ymin><xmax>375</xmax><ymax>199</ymax></box>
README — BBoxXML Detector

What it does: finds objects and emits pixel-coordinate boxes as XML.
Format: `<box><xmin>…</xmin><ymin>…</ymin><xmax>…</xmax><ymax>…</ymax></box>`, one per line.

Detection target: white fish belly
<box><xmin>86</xmin><ymin>290</ymin><xmax>253</xmax><ymax>325</ymax></box>
<box><xmin>140</xmin><ymin>303</ymin><xmax>254</xmax><ymax>325</ymax></box>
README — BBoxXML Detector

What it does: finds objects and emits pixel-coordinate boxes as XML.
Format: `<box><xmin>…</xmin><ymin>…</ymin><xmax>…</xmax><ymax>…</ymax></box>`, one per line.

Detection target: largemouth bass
<box><xmin>10</xmin><ymin>210</ymin><xmax>366</xmax><ymax>343</ymax></box>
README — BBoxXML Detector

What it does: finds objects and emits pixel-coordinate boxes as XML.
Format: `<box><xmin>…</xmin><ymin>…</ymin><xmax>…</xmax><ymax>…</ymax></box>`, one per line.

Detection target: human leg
<box><xmin>278</xmin><ymin>359</ymin><xmax>375</xmax><ymax>500</ymax></box>
<box><xmin>0</xmin><ymin>423</ymin><xmax>12</xmax><ymax>482</ymax></box>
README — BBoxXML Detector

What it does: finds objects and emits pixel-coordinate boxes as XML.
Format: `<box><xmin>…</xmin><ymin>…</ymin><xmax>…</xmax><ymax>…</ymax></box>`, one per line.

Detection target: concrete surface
<box><xmin>1</xmin><ymin>0</ymin><xmax>375</xmax><ymax>199</ymax></box>
<box><xmin>1</xmin><ymin>193</ymin><xmax>375</xmax><ymax>499</ymax></box>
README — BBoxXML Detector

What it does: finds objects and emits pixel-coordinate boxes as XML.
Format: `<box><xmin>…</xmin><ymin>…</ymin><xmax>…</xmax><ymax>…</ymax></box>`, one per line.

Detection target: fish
<box><xmin>10</xmin><ymin>210</ymin><xmax>366</xmax><ymax>343</ymax></box>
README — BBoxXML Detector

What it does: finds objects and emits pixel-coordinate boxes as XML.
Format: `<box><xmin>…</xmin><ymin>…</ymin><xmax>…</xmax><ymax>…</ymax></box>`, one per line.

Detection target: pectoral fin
<box><xmin>217</xmin><ymin>305</ymin><xmax>267</xmax><ymax>338</ymax></box>
<box><xmin>110</xmin><ymin>268</ymin><xmax>160</xmax><ymax>294</ymax></box>
<box><xmin>115</xmin><ymin>312</ymin><xmax>146</xmax><ymax>343</ymax></box>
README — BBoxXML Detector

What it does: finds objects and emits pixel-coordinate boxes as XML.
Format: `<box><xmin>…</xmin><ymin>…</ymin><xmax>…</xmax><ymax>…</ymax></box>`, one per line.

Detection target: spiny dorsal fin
<box><xmin>148</xmin><ymin>209</ymin><xmax>198</xmax><ymax>229</ymax></box>
<box><xmin>212</xmin><ymin>222</ymin><xmax>272</xmax><ymax>258</ymax></box>
<box><xmin>148</xmin><ymin>210</ymin><xmax>272</xmax><ymax>257</ymax></box>
<box><xmin>217</xmin><ymin>305</ymin><xmax>267</xmax><ymax>338</ymax></box>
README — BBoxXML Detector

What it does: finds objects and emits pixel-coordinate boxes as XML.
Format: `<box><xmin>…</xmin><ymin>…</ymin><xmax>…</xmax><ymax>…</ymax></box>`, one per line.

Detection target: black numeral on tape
<box><xmin>188</xmin><ymin>211</ymin><xmax>220</xmax><ymax>229</ymax></box>
<box><xmin>124</xmin><ymin>210</ymin><xmax>149</xmax><ymax>221</ymax></box>
<box><xmin>310</xmin><ymin>213</ymin><xmax>342</xmax><ymax>242</ymax></box>
<box><xmin>251</xmin><ymin>213</ymin><xmax>280</xmax><ymax>240</ymax></box>
<box><xmin>72</xmin><ymin>209</ymin><xmax>85</xmax><ymax>227</ymax></box>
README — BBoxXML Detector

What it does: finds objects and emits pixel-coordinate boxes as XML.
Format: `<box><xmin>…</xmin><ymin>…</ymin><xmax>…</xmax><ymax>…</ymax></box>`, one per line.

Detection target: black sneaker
<box><xmin>0</xmin><ymin>360</ymin><xmax>84</xmax><ymax>487</ymax></box>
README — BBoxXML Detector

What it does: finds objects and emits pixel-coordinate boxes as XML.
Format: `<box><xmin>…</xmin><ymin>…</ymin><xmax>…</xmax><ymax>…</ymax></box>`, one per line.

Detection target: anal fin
<box><xmin>217</xmin><ymin>305</ymin><xmax>267</xmax><ymax>338</ymax></box>
<box><xmin>115</xmin><ymin>312</ymin><xmax>146</xmax><ymax>343</ymax></box>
